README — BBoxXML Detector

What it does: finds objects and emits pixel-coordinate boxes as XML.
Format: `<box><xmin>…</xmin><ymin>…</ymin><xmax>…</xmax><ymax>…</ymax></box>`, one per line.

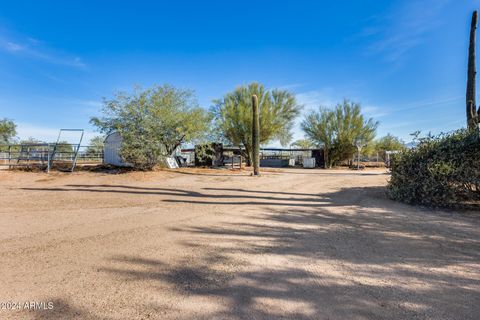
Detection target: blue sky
<box><xmin>0</xmin><ymin>0</ymin><xmax>477</xmax><ymax>145</ymax></box>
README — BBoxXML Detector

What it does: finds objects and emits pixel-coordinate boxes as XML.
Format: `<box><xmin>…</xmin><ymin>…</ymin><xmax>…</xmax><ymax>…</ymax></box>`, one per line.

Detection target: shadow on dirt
<box><xmin>91</xmin><ymin>185</ymin><xmax>480</xmax><ymax>319</ymax></box>
<box><xmin>27</xmin><ymin>298</ymin><xmax>100</xmax><ymax>320</ymax></box>
<box><xmin>21</xmin><ymin>184</ymin><xmax>331</xmax><ymax>207</ymax></box>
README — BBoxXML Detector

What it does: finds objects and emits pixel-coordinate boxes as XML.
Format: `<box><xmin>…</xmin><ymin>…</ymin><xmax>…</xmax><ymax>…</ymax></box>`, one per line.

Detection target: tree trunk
<box><xmin>243</xmin><ymin>146</ymin><xmax>251</xmax><ymax>166</ymax></box>
<box><xmin>252</xmin><ymin>95</ymin><xmax>260</xmax><ymax>176</ymax></box>
<box><xmin>323</xmin><ymin>148</ymin><xmax>329</xmax><ymax>169</ymax></box>
<box><xmin>467</xmin><ymin>10</ymin><xmax>478</xmax><ymax>130</ymax></box>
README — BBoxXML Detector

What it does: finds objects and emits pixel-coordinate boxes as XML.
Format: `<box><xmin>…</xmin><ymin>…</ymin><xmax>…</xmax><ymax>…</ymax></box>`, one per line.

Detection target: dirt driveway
<box><xmin>0</xmin><ymin>168</ymin><xmax>479</xmax><ymax>319</ymax></box>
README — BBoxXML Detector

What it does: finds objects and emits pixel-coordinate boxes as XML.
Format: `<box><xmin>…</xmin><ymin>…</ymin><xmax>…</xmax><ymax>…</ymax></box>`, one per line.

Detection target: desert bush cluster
<box><xmin>388</xmin><ymin>129</ymin><xmax>480</xmax><ymax>207</ymax></box>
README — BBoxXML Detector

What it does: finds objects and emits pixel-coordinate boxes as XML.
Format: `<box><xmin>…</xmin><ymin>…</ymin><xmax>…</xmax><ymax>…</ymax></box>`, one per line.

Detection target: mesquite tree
<box><xmin>467</xmin><ymin>10</ymin><xmax>479</xmax><ymax>130</ymax></box>
<box><xmin>302</xmin><ymin>100</ymin><xmax>378</xmax><ymax>168</ymax></box>
<box><xmin>252</xmin><ymin>95</ymin><xmax>260</xmax><ymax>176</ymax></box>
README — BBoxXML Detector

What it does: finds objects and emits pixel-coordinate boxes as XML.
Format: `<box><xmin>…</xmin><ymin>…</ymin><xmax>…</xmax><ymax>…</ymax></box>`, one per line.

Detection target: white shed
<box><xmin>104</xmin><ymin>132</ymin><xmax>131</xmax><ymax>167</ymax></box>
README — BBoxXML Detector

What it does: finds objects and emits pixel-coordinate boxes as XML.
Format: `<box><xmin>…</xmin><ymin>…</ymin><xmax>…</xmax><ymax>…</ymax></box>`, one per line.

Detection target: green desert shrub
<box><xmin>194</xmin><ymin>143</ymin><xmax>223</xmax><ymax>167</ymax></box>
<box><xmin>194</xmin><ymin>143</ymin><xmax>215</xmax><ymax>167</ymax></box>
<box><xmin>387</xmin><ymin>129</ymin><xmax>480</xmax><ymax>208</ymax></box>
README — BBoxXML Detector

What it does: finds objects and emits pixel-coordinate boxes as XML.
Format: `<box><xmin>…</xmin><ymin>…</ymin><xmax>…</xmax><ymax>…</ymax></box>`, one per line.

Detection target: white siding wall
<box><xmin>104</xmin><ymin>132</ymin><xmax>131</xmax><ymax>167</ymax></box>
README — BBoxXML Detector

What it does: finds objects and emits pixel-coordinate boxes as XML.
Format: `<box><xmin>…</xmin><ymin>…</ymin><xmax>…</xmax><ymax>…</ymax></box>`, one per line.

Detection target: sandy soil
<box><xmin>0</xmin><ymin>168</ymin><xmax>479</xmax><ymax>320</ymax></box>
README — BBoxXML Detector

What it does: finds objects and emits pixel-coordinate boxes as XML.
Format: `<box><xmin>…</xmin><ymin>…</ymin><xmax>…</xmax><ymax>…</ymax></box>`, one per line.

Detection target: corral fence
<box><xmin>180</xmin><ymin>144</ymin><xmax>398</xmax><ymax>169</ymax></box>
<box><xmin>180</xmin><ymin>145</ymin><xmax>326</xmax><ymax>168</ymax></box>
<box><xmin>350</xmin><ymin>151</ymin><xmax>399</xmax><ymax>168</ymax></box>
<box><xmin>258</xmin><ymin>148</ymin><xmax>324</xmax><ymax>167</ymax></box>
<box><xmin>0</xmin><ymin>143</ymin><xmax>103</xmax><ymax>171</ymax></box>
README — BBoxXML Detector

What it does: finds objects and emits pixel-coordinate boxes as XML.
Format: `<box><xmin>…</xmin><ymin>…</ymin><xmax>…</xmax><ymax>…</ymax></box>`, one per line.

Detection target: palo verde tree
<box><xmin>290</xmin><ymin>138</ymin><xmax>315</xmax><ymax>149</ymax></box>
<box><xmin>0</xmin><ymin>118</ymin><xmax>17</xmax><ymax>145</ymax></box>
<box><xmin>91</xmin><ymin>85</ymin><xmax>211</xmax><ymax>170</ymax></box>
<box><xmin>467</xmin><ymin>10</ymin><xmax>479</xmax><ymax>130</ymax></box>
<box><xmin>301</xmin><ymin>108</ymin><xmax>335</xmax><ymax>167</ymax></box>
<box><xmin>212</xmin><ymin>82</ymin><xmax>301</xmax><ymax>165</ymax></box>
<box><xmin>302</xmin><ymin>100</ymin><xmax>378</xmax><ymax>168</ymax></box>
<box><xmin>373</xmin><ymin>134</ymin><xmax>405</xmax><ymax>160</ymax></box>
<box><xmin>374</xmin><ymin>134</ymin><xmax>405</xmax><ymax>152</ymax></box>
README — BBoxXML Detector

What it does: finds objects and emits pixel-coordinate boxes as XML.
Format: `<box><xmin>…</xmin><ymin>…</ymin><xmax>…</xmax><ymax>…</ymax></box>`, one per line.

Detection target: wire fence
<box><xmin>0</xmin><ymin>144</ymin><xmax>103</xmax><ymax>170</ymax></box>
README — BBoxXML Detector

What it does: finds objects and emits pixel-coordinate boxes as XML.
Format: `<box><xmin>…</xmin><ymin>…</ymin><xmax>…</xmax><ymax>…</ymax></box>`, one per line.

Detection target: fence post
<box><xmin>27</xmin><ymin>147</ymin><xmax>30</xmax><ymax>169</ymax></box>
<box><xmin>47</xmin><ymin>144</ymin><xmax>50</xmax><ymax>173</ymax></box>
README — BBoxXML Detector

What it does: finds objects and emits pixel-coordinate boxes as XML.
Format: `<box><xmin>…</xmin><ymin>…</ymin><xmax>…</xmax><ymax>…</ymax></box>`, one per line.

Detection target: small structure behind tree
<box><xmin>91</xmin><ymin>85</ymin><xmax>211</xmax><ymax>170</ymax></box>
<box><xmin>104</xmin><ymin>132</ymin><xmax>131</xmax><ymax>167</ymax></box>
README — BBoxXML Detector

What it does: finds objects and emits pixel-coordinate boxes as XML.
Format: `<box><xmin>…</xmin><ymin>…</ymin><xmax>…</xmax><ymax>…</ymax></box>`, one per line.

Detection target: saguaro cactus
<box><xmin>467</xmin><ymin>10</ymin><xmax>479</xmax><ymax>130</ymax></box>
<box><xmin>252</xmin><ymin>95</ymin><xmax>260</xmax><ymax>176</ymax></box>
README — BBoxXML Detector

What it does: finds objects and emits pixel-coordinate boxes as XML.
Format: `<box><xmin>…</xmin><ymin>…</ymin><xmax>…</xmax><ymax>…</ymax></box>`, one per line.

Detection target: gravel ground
<box><xmin>0</xmin><ymin>168</ymin><xmax>479</xmax><ymax>320</ymax></box>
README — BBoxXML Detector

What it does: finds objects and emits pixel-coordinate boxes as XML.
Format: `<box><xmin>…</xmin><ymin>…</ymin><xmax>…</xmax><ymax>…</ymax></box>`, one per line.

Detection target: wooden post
<box><xmin>252</xmin><ymin>95</ymin><xmax>260</xmax><ymax>176</ymax></box>
<box><xmin>47</xmin><ymin>144</ymin><xmax>51</xmax><ymax>173</ymax></box>
<box><xmin>27</xmin><ymin>147</ymin><xmax>30</xmax><ymax>169</ymax></box>
<box><xmin>8</xmin><ymin>145</ymin><xmax>11</xmax><ymax>169</ymax></box>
